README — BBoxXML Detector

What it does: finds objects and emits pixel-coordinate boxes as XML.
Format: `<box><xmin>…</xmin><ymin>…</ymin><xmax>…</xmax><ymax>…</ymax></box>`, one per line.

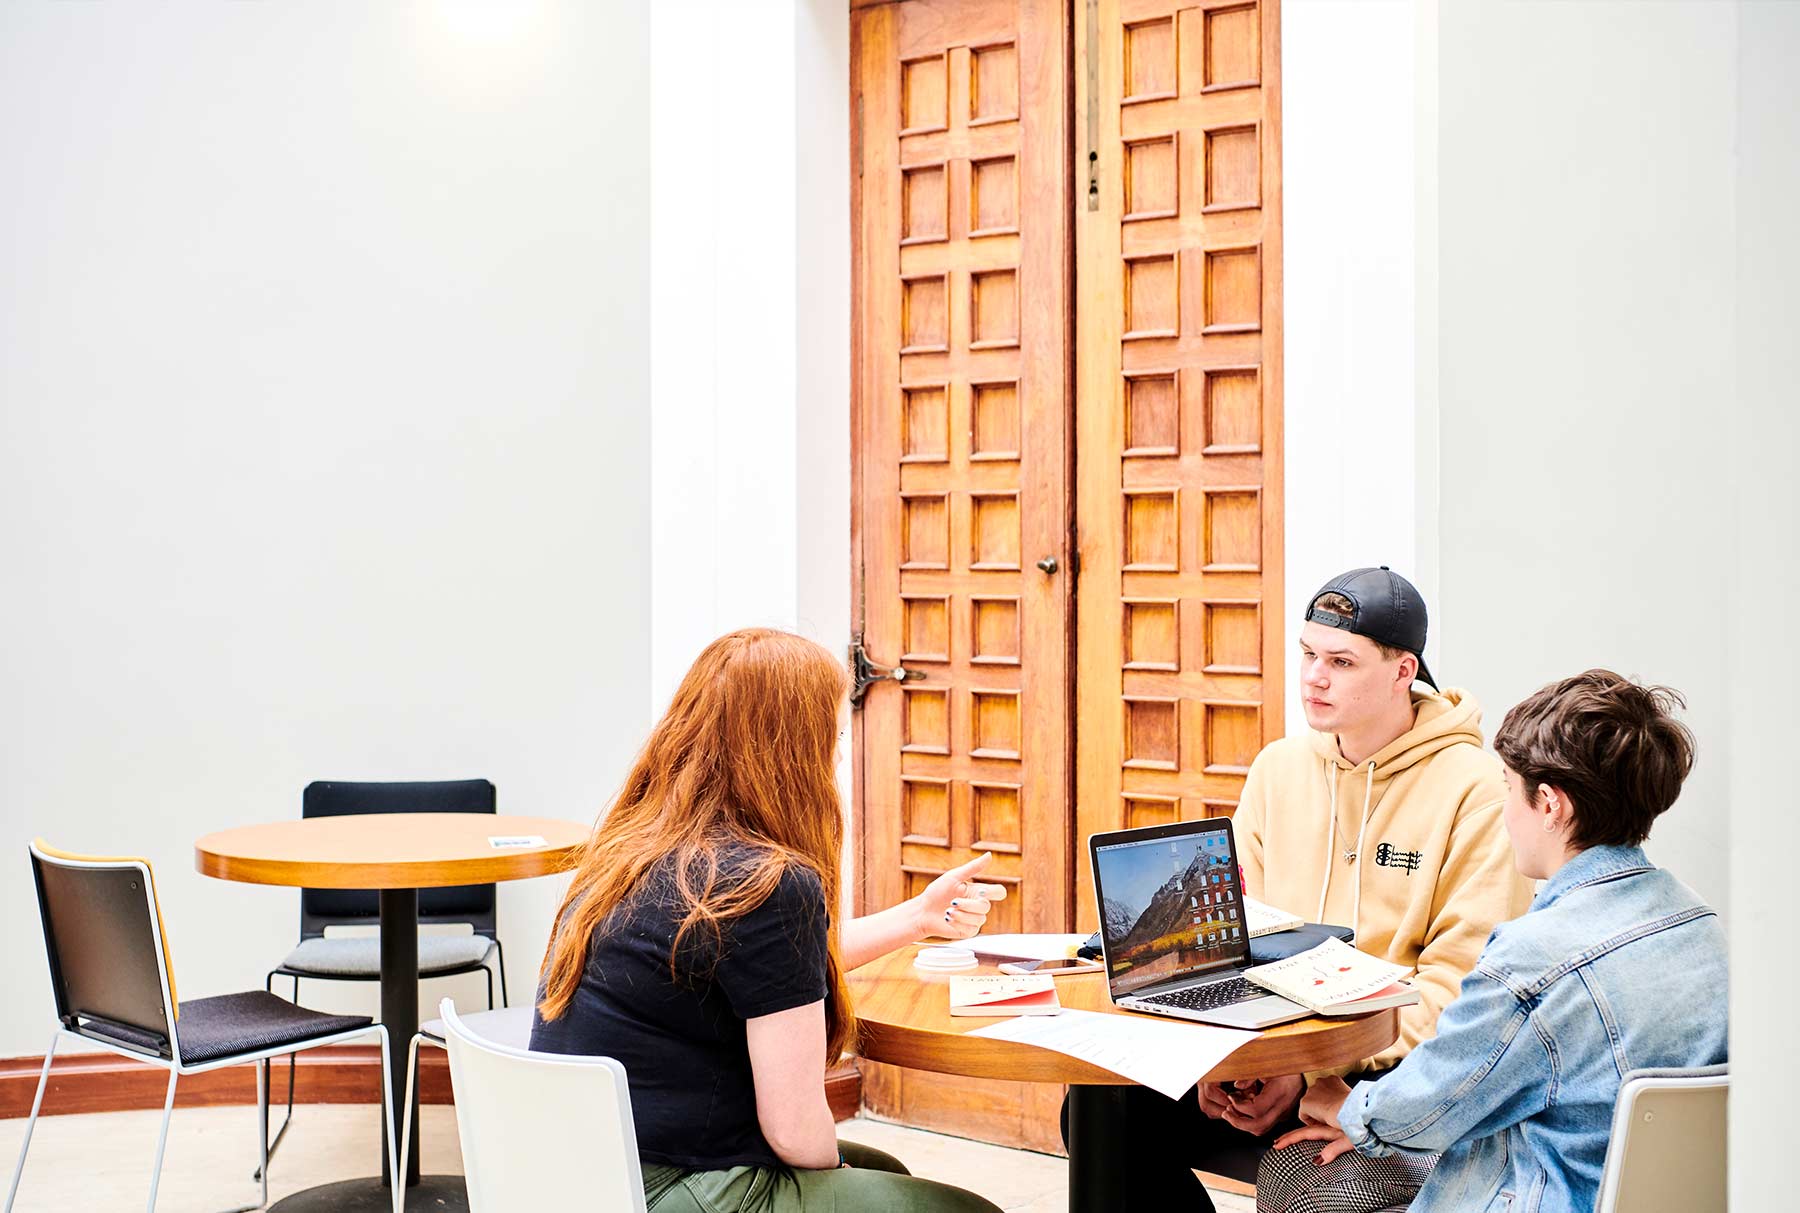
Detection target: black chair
<box><xmin>7</xmin><ymin>841</ymin><xmax>397</xmax><ymax>1213</ymax></box>
<box><xmin>259</xmin><ymin>779</ymin><xmax>507</xmax><ymax>1174</ymax></box>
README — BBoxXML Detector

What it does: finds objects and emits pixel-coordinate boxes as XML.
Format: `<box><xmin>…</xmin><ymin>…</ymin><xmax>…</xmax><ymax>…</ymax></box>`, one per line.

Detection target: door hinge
<box><xmin>849</xmin><ymin>635</ymin><xmax>925</xmax><ymax>708</ymax></box>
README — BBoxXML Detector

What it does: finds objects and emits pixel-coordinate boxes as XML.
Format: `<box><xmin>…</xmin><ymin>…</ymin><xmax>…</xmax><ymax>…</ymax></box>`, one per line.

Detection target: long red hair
<box><xmin>537</xmin><ymin>628</ymin><xmax>856</xmax><ymax>1060</ymax></box>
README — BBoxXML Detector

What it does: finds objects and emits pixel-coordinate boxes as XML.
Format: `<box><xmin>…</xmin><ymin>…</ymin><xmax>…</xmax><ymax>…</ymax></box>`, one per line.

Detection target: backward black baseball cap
<box><xmin>1304</xmin><ymin>567</ymin><xmax>1438</xmax><ymax>690</ymax></box>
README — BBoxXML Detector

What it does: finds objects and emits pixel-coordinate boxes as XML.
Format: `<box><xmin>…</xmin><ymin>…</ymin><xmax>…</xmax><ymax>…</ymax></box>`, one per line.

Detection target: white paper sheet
<box><xmin>964</xmin><ymin>933</ymin><xmax>1091</xmax><ymax>961</ymax></box>
<box><xmin>967</xmin><ymin>1008</ymin><xmax>1256</xmax><ymax>1100</ymax></box>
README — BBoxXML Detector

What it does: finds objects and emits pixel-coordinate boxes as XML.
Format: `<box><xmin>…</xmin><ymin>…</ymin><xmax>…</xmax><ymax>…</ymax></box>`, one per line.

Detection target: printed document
<box><xmin>968</xmin><ymin>1008</ymin><xmax>1255</xmax><ymax>1100</ymax></box>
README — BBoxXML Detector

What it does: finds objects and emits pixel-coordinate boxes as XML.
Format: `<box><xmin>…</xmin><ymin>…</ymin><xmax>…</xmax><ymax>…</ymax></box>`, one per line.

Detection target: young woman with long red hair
<box><xmin>531</xmin><ymin>628</ymin><xmax>1004</xmax><ymax>1212</ymax></box>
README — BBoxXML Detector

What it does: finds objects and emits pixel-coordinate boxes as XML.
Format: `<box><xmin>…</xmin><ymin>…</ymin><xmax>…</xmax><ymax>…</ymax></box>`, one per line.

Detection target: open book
<box><xmin>1242</xmin><ymin>895</ymin><xmax>1306</xmax><ymax>938</ymax></box>
<box><xmin>1244</xmin><ymin>937</ymin><xmax>1420</xmax><ymax>1016</ymax></box>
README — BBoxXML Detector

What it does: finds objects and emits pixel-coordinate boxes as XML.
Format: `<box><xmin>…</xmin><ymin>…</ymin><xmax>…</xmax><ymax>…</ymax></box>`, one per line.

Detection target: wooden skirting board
<box><xmin>0</xmin><ymin>1048</ymin><xmax>863</xmax><ymax>1123</ymax></box>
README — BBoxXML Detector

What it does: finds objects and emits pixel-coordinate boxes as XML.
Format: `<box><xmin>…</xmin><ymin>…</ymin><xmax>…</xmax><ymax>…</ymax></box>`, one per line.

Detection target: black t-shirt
<box><xmin>528</xmin><ymin>846</ymin><xmax>830</xmax><ymax>1171</ymax></box>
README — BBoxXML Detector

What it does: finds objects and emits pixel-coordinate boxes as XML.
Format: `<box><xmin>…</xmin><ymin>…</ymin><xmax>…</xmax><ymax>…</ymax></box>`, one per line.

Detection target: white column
<box><xmin>1730</xmin><ymin>3</ymin><xmax>1798</xmax><ymax>1203</ymax></box>
<box><xmin>794</xmin><ymin>0</ymin><xmax>854</xmax><ymax>660</ymax></box>
<box><xmin>1412</xmin><ymin>0</ymin><xmax>1441</xmax><ymax>626</ymax></box>
<box><xmin>649</xmin><ymin>0</ymin><xmax>850</xmax><ymax>710</ymax></box>
<box><xmin>1282</xmin><ymin>0</ymin><xmax>1425</xmax><ymax>732</ymax></box>
<box><xmin>1434</xmin><ymin>0</ymin><xmax>1736</xmax><ymax>907</ymax></box>
<box><xmin>649</xmin><ymin>0</ymin><xmax>724</xmax><ymax>712</ymax></box>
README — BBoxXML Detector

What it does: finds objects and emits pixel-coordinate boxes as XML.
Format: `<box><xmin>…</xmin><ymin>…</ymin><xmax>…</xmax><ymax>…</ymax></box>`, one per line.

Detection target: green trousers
<box><xmin>642</xmin><ymin>1139</ymin><xmax>1004</xmax><ymax>1213</ymax></box>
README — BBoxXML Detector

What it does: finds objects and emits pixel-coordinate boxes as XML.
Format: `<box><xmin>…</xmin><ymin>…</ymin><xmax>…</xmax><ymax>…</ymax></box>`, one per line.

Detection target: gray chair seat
<box><xmin>419</xmin><ymin>1004</ymin><xmax>535</xmax><ymax>1048</ymax></box>
<box><xmin>279</xmin><ymin>933</ymin><xmax>495</xmax><ymax>977</ymax></box>
<box><xmin>176</xmin><ymin>991</ymin><xmax>373</xmax><ymax>1065</ymax></box>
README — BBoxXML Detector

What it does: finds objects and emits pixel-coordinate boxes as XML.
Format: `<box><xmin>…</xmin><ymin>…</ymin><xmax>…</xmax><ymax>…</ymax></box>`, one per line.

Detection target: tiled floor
<box><xmin>0</xmin><ymin>1105</ymin><xmax>1254</xmax><ymax>1212</ymax></box>
<box><xmin>0</xmin><ymin>1102</ymin><xmax>462</xmax><ymax>1212</ymax></box>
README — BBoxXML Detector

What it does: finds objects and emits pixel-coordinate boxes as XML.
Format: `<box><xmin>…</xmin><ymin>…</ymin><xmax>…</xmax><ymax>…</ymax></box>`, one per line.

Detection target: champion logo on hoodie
<box><xmin>1374</xmin><ymin>842</ymin><xmax>1423</xmax><ymax>875</ymax></box>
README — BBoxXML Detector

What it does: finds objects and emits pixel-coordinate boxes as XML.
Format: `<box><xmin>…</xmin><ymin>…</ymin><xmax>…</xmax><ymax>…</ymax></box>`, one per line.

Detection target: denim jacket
<box><xmin>1336</xmin><ymin>845</ymin><xmax>1727</xmax><ymax>1212</ymax></box>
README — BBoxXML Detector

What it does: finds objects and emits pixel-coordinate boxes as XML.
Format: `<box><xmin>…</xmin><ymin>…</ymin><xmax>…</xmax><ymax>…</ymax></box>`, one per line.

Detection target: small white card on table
<box><xmin>487</xmin><ymin>835</ymin><xmax>549</xmax><ymax>850</ymax></box>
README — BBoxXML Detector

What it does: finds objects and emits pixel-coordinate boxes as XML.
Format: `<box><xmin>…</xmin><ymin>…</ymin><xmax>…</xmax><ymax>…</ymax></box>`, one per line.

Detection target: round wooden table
<box><xmin>849</xmin><ymin>945</ymin><xmax>1399</xmax><ymax>1211</ymax></box>
<box><xmin>195</xmin><ymin>813</ymin><xmax>588</xmax><ymax>1213</ymax></box>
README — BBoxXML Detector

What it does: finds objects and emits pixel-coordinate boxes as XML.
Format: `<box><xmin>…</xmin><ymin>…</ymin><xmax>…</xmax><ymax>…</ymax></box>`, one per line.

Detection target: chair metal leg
<box><xmin>374</xmin><ymin>1028</ymin><xmax>401</xmax><ymax>1213</ymax></box>
<box><xmin>250</xmin><ymin>1056</ymin><xmax>296</xmax><ymax>1181</ymax></box>
<box><xmin>283</xmin><ymin>976</ymin><xmax>298</xmax><ymax>1137</ymax></box>
<box><xmin>253</xmin><ymin>978</ymin><xmax>299</xmax><ymax>1182</ymax></box>
<box><xmin>482</xmin><ymin>963</ymin><xmax>494</xmax><ymax>1011</ymax></box>
<box><xmin>494</xmin><ymin>939</ymin><xmax>509</xmax><ymax>1008</ymax></box>
<box><xmin>255</xmin><ymin>1057</ymin><xmax>269</xmax><ymax>1209</ymax></box>
<box><xmin>397</xmin><ymin>1033</ymin><xmax>423</xmax><ymax>1210</ymax></box>
<box><xmin>216</xmin><ymin>1059</ymin><xmax>270</xmax><ymax>1213</ymax></box>
<box><xmin>144</xmin><ymin>1067</ymin><xmax>179</xmax><ymax>1213</ymax></box>
<box><xmin>3</xmin><ymin>1029</ymin><xmax>60</xmax><ymax>1213</ymax></box>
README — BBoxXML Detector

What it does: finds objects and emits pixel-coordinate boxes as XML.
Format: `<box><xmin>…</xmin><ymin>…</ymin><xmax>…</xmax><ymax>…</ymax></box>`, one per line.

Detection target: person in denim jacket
<box><xmin>1259</xmin><ymin>669</ymin><xmax>1727</xmax><ymax>1213</ymax></box>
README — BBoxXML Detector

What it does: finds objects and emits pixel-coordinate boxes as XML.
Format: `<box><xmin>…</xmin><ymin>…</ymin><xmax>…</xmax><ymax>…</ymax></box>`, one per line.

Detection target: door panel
<box><xmin>1073</xmin><ymin>0</ymin><xmax>1284</xmax><ymax>931</ymax></box>
<box><xmin>851</xmin><ymin>0</ymin><xmax>1073</xmax><ymax>1152</ymax></box>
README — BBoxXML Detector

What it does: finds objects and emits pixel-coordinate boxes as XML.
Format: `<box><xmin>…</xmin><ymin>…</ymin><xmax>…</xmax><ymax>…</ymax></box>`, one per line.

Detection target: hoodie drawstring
<box><xmin>1317</xmin><ymin>760</ymin><xmax>1338</xmax><ymax>922</ymax></box>
<box><xmin>1350</xmin><ymin>760</ymin><xmax>1376</xmax><ymax>932</ymax></box>
<box><xmin>1317</xmin><ymin>758</ymin><xmax>1380</xmax><ymax>935</ymax></box>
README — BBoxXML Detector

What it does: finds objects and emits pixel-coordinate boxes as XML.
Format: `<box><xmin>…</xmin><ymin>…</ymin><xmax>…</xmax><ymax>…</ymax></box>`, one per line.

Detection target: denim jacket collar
<box><xmin>1531</xmin><ymin>844</ymin><xmax>1653</xmax><ymax>911</ymax></box>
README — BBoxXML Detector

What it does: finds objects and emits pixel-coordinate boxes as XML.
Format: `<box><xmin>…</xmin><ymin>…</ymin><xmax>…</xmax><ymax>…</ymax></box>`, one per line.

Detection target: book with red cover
<box><xmin>947</xmin><ymin>975</ymin><xmax>1062</xmax><ymax>1016</ymax></box>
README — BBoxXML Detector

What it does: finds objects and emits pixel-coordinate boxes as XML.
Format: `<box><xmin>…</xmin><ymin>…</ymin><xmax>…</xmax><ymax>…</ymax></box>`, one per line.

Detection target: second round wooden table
<box><xmin>850</xmin><ymin>945</ymin><xmax>1399</xmax><ymax>1212</ymax></box>
<box><xmin>195</xmin><ymin>812</ymin><xmax>587</xmax><ymax>1212</ymax></box>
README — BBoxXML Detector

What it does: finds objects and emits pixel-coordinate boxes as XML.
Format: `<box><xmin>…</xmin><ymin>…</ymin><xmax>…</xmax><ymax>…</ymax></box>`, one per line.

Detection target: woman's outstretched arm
<box><xmin>840</xmin><ymin>852</ymin><xmax>1009</xmax><ymax>970</ymax></box>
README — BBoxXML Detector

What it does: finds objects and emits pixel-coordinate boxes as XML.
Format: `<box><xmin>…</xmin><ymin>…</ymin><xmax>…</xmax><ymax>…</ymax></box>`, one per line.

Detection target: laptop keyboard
<box><xmin>1138</xmin><ymin>977</ymin><xmax>1263</xmax><ymax>1011</ymax></box>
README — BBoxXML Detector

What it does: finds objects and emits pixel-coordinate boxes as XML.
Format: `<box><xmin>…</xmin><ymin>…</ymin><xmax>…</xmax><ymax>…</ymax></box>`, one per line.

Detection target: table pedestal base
<box><xmin>268</xmin><ymin>1175</ymin><xmax>466</xmax><ymax>1211</ymax></box>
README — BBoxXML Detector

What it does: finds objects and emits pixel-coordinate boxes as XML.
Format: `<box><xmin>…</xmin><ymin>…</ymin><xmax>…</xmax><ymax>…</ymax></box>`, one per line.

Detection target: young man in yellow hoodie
<box><xmin>1104</xmin><ymin>567</ymin><xmax>1533</xmax><ymax>1209</ymax></box>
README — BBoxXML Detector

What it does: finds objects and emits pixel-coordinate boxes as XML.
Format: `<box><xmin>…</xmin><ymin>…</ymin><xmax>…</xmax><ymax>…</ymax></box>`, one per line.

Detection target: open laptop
<box><xmin>1089</xmin><ymin>817</ymin><xmax>1309</xmax><ymax>1029</ymax></box>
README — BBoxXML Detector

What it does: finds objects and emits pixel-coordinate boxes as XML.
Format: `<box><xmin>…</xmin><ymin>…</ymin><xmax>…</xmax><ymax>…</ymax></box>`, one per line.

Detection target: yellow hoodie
<box><xmin>1234</xmin><ymin>687</ymin><xmax>1533</xmax><ymax>1074</ymax></box>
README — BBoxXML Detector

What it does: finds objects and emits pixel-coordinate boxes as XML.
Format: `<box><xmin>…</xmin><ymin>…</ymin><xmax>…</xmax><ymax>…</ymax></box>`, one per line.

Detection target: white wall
<box><xmin>1729</xmin><ymin>3</ymin><xmax>1800</xmax><ymax>1203</ymax></box>
<box><xmin>0</xmin><ymin>0</ymin><xmax>652</xmax><ymax>1056</ymax></box>
<box><xmin>1282</xmin><ymin>0</ymin><xmax>1428</xmax><ymax>732</ymax></box>
<box><xmin>1433</xmin><ymin>0</ymin><xmax>1735</xmax><ymax>909</ymax></box>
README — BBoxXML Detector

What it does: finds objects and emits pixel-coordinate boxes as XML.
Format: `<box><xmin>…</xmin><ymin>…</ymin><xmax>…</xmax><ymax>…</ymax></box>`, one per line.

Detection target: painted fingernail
<box><xmin>944</xmin><ymin>911</ymin><xmax>953</xmax><ymax>921</ymax></box>
<box><xmin>950</xmin><ymin>899</ymin><xmax>960</xmax><ymax>907</ymax></box>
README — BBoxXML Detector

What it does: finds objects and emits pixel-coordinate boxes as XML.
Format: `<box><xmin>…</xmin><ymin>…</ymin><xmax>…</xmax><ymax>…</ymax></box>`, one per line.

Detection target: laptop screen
<box><xmin>1091</xmin><ymin>819</ymin><xmax>1251</xmax><ymax>996</ymax></box>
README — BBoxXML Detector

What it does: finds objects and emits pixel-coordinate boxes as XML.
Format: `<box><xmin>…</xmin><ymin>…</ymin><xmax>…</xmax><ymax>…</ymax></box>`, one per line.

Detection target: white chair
<box><xmin>1595</xmin><ymin>1064</ymin><xmax>1728</xmax><ymax>1213</ymax></box>
<box><xmin>8</xmin><ymin>842</ymin><xmax>400</xmax><ymax>1213</ymax></box>
<box><xmin>393</xmin><ymin>1003</ymin><xmax>534</xmax><ymax>1180</ymax></box>
<box><xmin>416</xmin><ymin>997</ymin><xmax>646</xmax><ymax>1211</ymax></box>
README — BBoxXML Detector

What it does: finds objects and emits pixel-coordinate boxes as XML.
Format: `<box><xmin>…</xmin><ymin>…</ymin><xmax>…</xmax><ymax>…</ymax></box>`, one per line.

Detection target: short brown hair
<box><xmin>1493</xmin><ymin>669</ymin><xmax>1695</xmax><ymax>849</ymax></box>
<box><xmin>1309</xmin><ymin>592</ymin><xmax>1408</xmax><ymax>662</ymax></box>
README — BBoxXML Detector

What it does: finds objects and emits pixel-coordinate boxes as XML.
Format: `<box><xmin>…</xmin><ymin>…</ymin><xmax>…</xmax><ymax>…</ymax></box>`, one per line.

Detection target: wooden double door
<box><xmin>851</xmin><ymin>0</ymin><xmax>1283</xmax><ymax>1149</ymax></box>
